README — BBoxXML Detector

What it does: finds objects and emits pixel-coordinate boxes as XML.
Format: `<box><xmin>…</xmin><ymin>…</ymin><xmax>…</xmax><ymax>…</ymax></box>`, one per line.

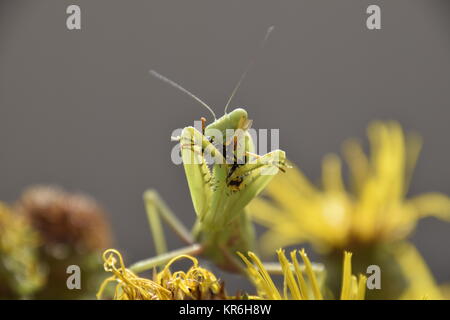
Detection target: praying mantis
<box><xmin>128</xmin><ymin>27</ymin><xmax>289</xmax><ymax>274</ymax></box>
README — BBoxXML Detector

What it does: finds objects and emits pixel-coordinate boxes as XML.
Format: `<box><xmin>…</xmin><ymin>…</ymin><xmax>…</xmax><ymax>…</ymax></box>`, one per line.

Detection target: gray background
<box><xmin>1</xmin><ymin>0</ymin><xmax>449</xmax><ymax>290</ymax></box>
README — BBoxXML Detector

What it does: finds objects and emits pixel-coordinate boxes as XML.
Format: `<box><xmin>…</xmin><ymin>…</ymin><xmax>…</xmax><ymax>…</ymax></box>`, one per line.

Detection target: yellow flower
<box><xmin>238</xmin><ymin>249</ymin><xmax>366</xmax><ymax>300</ymax></box>
<box><xmin>250</xmin><ymin>121</ymin><xmax>450</xmax><ymax>252</ymax></box>
<box><xmin>249</xmin><ymin>121</ymin><xmax>449</xmax><ymax>299</ymax></box>
<box><xmin>393</xmin><ymin>242</ymin><xmax>444</xmax><ymax>300</ymax></box>
<box><xmin>97</xmin><ymin>249</ymin><xmax>226</xmax><ymax>300</ymax></box>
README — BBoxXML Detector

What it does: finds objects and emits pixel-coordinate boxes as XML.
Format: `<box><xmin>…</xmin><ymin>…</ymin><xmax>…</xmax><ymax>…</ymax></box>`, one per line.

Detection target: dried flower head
<box><xmin>98</xmin><ymin>249</ymin><xmax>226</xmax><ymax>300</ymax></box>
<box><xmin>0</xmin><ymin>202</ymin><xmax>45</xmax><ymax>298</ymax></box>
<box><xmin>17</xmin><ymin>185</ymin><xmax>112</xmax><ymax>252</ymax></box>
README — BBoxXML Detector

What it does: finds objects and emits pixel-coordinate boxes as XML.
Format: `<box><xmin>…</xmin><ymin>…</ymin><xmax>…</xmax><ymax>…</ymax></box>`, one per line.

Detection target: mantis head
<box><xmin>204</xmin><ymin>108</ymin><xmax>252</xmax><ymax>138</ymax></box>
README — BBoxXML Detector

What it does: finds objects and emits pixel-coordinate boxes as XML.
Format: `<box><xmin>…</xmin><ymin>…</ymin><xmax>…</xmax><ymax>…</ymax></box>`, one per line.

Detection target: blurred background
<box><xmin>1</xmin><ymin>0</ymin><xmax>449</xmax><ymax>293</ymax></box>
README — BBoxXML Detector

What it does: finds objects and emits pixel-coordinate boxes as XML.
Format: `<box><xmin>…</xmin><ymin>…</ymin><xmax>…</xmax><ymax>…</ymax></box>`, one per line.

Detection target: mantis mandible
<box><xmin>129</xmin><ymin>27</ymin><xmax>288</xmax><ymax>274</ymax></box>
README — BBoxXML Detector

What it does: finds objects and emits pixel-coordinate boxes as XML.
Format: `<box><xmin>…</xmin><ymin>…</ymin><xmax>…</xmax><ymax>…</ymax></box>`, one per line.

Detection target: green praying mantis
<box><xmin>128</xmin><ymin>27</ymin><xmax>303</xmax><ymax>275</ymax></box>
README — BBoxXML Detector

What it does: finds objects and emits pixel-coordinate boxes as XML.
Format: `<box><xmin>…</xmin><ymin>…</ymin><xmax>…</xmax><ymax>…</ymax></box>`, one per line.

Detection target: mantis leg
<box><xmin>223</xmin><ymin>150</ymin><xmax>287</xmax><ymax>223</ymax></box>
<box><xmin>143</xmin><ymin>189</ymin><xmax>194</xmax><ymax>256</ymax></box>
<box><xmin>228</xmin><ymin>150</ymin><xmax>287</xmax><ymax>182</ymax></box>
<box><xmin>179</xmin><ymin>126</ymin><xmax>225</xmax><ymax>221</ymax></box>
<box><xmin>128</xmin><ymin>189</ymin><xmax>201</xmax><ymax>274</ymax></box>
<box><xmin>129</xmin><ymin>243</ymin><xmax>203</xmax><ymax>274</ymax></box>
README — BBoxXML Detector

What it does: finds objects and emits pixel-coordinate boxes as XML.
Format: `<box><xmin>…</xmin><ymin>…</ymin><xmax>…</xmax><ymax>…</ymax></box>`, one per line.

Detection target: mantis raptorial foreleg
<box><xmin>228</xmin><ymin>150</ymin><xmax>287</xmax><ymax>182</ymax></box>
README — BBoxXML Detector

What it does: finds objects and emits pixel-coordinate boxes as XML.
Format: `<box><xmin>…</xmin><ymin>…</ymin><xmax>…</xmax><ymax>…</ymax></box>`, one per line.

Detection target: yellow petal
<box><xmin>409</xmin><ymin>193</ymin><xmax>450</xmax><ymax>221</ymax></box>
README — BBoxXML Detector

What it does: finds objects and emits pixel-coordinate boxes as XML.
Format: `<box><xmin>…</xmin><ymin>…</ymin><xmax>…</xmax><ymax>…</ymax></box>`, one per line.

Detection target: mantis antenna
<box><xmin>150</xmin><ymin>70</ymin><xmax>217</xmax><ymax>120</ymax></box>
<box><xmin>223</xmin><ymin>26</ymin><xmax>275</xmax><ymax>115</ymax></box>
